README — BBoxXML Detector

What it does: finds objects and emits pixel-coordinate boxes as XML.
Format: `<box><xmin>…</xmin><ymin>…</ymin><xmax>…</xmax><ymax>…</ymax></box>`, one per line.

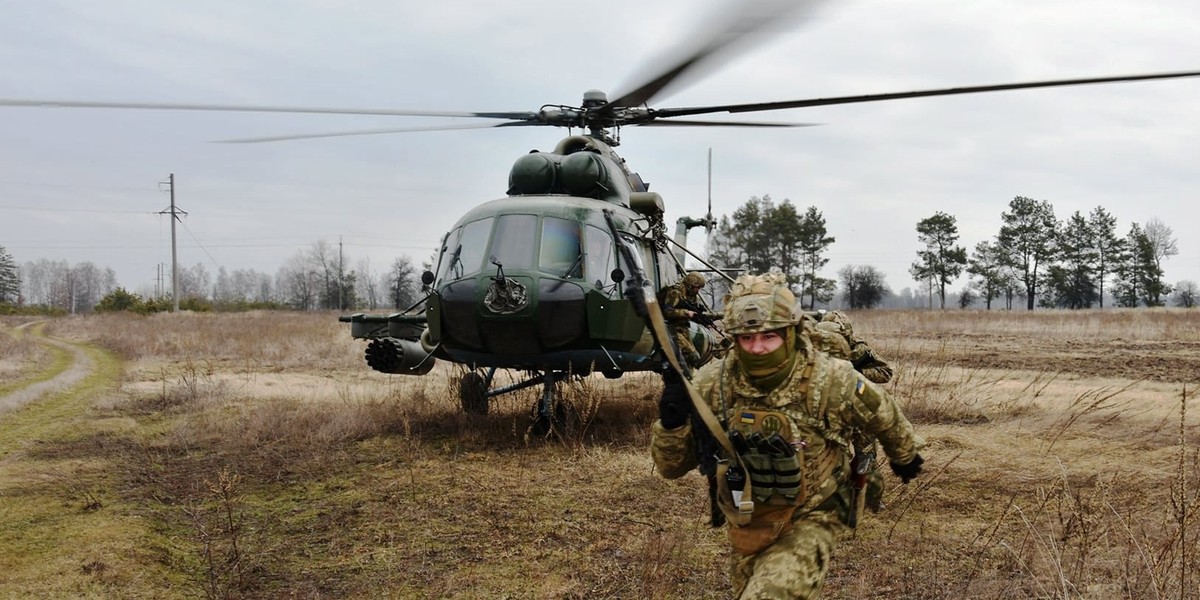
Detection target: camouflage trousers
<box><xmin>669</xmin><ymin>323</ymin><xmax>701</xmax><ymax>369</ymax></box>
<box><xmin>730</xmin><ymin>507</ymin><xmax>849</xmax><ymax>600</ymax></box>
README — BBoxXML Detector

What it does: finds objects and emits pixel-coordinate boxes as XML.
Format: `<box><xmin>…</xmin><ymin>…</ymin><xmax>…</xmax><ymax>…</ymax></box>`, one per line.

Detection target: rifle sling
<box><xmin>645</xmin><ymin>294</ymin><xmax>754</xmax><ymax>521</ymax></box>
<box><xmin>645</xmin><ymin>296</ymin><xmax>733</xmax><ymax>455</ymax></box>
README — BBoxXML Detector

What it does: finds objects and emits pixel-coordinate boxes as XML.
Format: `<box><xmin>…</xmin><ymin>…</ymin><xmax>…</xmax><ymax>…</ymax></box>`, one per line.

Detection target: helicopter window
<box><xmin>539</xmin><ymin>217</ymin><xmax>583</xmax><ymax>278</ymax></box>
<box><xmin>584</xmin><ymin>224</ymin><xmax>615</xmax><ymax>286</ymax></box>
<box><xmin>445</xmin><ymin>218</ymin><xmax>492</xmax><ymax>279</ymax></box>
<box><xmin>490</xmin><ymin>214</ymin><xmax>537</xmax><ymax>269</ymax></box>
<box><xmin>435</xmin><ymin>227</ymin><xmax>464</xmax><ymax>281</ymax></box>
<box><xmin>616</xmin><ymin>232</ymin><xmax>645</xmax><ymax>278</ymax></box>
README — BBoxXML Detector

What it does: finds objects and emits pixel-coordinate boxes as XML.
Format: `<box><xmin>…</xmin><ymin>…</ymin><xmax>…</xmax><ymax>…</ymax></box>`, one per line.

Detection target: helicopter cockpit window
<box><xmin>584</xmin><ymin>224</ymin><xmax>615</xmax><ymax>286</ymax></box>
<box><xmin>439</xmin><ymin>218</ymin><xmax>492</xmax><ymax>281</ymax></box>
<box><xmin>490</xmin><ymin>214</ymin><xmax>537</xmax><ymax>269</ymax></box>
<box><xmin>436</xmin><ymin>227</ymin><xmax>463</xmax><ymax>281</ymax></box>
<box><xmin>539</xmin><ymin>217</ymin><xmax>583</xmax><ymax>278</ymax></box>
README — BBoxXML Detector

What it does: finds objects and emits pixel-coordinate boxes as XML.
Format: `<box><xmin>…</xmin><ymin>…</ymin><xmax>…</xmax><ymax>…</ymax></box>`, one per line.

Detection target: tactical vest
<box><xmin>708</xmin><ymin>353</ymin><xmax>849</xmax><ymax>553</ymax></box>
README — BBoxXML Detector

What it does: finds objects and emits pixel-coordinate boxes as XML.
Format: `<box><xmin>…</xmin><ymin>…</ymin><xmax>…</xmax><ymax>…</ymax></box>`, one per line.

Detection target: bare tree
<box><xmin>276</xmin><ymin>253</ymin><xmax>320</xmax><ymax>310</ymax></box>
<box><xmin>177</xmin><ymin>263</ymin><xmax>212</xmax><ymax>300</ymax></box>
<box><xmin>837</xmin><ymin>265</ymin><xmax>889</xmax><ymax>309</ymax></box>
<box><xmin>354</xmin><ymin>257</ymin><xmax>382</xmax><ymax>310</ymax></box>
<box><xmin>385</xmin><ymin>256</ymin><xmax>419</xmax><ymax>310</ymax></box>
<box><xmin>1143</xmin><ymin>218</ymin><xmax>1179</xmax><ymax>275</ymax></box>
<box><xmin>1173</xmin><ymin>281</ymin><xmax>1197</xmax><ymax>308</ymax></box>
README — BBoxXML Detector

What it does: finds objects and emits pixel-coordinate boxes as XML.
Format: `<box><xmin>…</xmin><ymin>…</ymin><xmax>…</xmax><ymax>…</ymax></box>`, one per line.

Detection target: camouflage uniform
<box><xmin>801</xmin><ymin>309</ymin><xmax>897</xmax><ymax>511</ymax></box>
<box><xmin>658</xmin><ymin>272</ymin><xmax>707</xmax><ymax>369</ymax></box>
<box><xmin>651</xmin><ymin>274</ymin><xmax>923</xmax><ymax>599</ymax></box>
<box><xmin>804</xmin><ymin>310</ymin><xmax>894</xmax><ymax>512</ymax></box>
<box><xmin>811</xmin><ymin>311</ymin><xmax>893</xmax><ymax>384</ymax></box>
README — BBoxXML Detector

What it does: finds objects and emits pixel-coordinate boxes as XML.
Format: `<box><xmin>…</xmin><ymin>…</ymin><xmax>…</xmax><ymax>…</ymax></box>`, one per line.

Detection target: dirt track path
<box><xmin>0</xmin><ymin>321</ymin><xmax>96</xmax><ymax>413</ymax></box>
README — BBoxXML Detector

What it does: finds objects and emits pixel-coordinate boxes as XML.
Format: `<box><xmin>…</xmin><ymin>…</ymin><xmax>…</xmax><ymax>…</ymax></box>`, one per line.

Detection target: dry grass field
<box><xmin>1</xmin><ymin>309</ymin><xmax>1198</xmax><ymax>599</ymax></box>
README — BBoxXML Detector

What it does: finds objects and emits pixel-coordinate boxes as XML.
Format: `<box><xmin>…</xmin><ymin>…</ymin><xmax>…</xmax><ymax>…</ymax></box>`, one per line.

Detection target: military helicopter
<box><xmin>3</xmin><ymin>1</ymin><xmax>1198</xmax><ymax>433</ymax></box>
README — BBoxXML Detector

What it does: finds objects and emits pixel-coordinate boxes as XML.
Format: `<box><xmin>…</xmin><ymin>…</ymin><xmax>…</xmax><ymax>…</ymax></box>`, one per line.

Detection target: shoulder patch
<box><xmin>855</xmin><ymin>378</ymin><xmax>865</xmax><ymax>396</ymax></box>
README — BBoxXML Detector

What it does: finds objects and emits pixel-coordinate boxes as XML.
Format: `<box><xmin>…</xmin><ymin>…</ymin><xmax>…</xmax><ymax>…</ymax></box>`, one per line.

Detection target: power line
<box><xmin>0</xmin><ymin>203</ymin><xmax>154</xmax><ymax>214</ymax></box>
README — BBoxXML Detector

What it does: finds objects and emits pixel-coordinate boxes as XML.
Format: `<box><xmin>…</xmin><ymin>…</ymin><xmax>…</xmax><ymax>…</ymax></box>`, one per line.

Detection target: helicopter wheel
<box><xmin>459</xmin><ymin>371</ymin><xmax>489</xmax><ymax>416</ymax></box>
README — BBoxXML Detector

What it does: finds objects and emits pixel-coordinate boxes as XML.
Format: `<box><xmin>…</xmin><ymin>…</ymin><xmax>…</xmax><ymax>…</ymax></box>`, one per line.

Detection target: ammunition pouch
<box><xmin>732</xmin><ymin>431</ymin><xmax>809</xmax><ymax>503</ymax></box>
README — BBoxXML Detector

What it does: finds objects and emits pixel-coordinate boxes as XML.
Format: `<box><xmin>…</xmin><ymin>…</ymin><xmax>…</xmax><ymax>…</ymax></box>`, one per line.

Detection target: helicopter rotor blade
<box><xmin>605</xmin><ymin>0</ymin><xmax>822</xmax><ymax>109</ymax></box>
<box><xmin>651</xmin><ymin>70</ymin><xmax>1200</xmax><ymax>119</ymax></box>
<box><xmin>215</xmin><ymin>120</ymin><xmax>541</xmax><ymax>144</ymax></box>
<box><xmin>637</xmin><ymin>119</ymin><xmax>818</xmax><ymax>128</ymax></box>
<box><xmin>0</xmin><ymin>97</ymin><xmax>538</xmax><ymax>121</ymax></box>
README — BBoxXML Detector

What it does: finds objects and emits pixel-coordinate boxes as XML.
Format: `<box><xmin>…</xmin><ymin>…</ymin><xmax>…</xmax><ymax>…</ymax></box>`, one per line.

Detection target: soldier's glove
<box><xmin>851</xmin><ymin>348</ymin><xmax>879</xmax><ymax>371</ymax></box>
<box><xmin>658</xmin><ymin>372</ymin><xmax>689</xmax><ymax>429</ymax></box>
<box><xmin>889</xmin><ymin>453</ymin><xmax>924</xmax><ymax>484</ymax></box>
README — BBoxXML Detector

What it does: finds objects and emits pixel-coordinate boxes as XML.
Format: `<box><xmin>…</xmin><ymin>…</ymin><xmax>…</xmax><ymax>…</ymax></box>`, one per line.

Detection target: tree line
<box><xmin>2</xmin><ymin>193</ymin><xmax>1193</xmax><ymax>314</ymax></box>
<box><xmin>703</xmin><ymin>194</ymin><xmax>1194</xmax><ymax>310</ymax></box>
<box><xmin>0</xmin><ymin>241</ymin><xmax>424</xmax><ymax>314</ymax></box>
<box><xmin>909</xmin><ymin>196</ymin><xmax>1190</xmax><ymax>310</ymax></box>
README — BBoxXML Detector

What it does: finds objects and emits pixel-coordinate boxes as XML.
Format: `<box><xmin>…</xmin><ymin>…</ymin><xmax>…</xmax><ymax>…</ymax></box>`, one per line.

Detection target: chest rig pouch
<box><xmin>717</xmin><ymin>363</ymin><xmax>844</xmax><ymax>555</ymax></box>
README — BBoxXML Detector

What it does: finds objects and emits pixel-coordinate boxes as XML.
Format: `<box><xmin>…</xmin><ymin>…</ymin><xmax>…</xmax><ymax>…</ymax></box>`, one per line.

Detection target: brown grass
<box><xmin>0</xmin><ymin>317</ymin><xmax>51</xmax><ymax>384</ymax></box>
<box><xmin>3</xmin><ymin>308</ymin><xmax>1199</xmax><ymax>598</ymax></box>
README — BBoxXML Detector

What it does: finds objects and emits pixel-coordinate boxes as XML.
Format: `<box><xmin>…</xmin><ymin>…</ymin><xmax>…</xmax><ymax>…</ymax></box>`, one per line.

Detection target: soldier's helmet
<box><xmin>820</xmin><ymin>310</ymin><xmax>854</xmax><ymax>337</ymax></box>
<box><xmin>682</xmin><ymin>271</ymin><xmax>706</xmax><ymax>289</ymax></box>
<box><xmin>722</xmin><ymin>273</ymin><xmax>802</xmax><ymax>335</ymax></box>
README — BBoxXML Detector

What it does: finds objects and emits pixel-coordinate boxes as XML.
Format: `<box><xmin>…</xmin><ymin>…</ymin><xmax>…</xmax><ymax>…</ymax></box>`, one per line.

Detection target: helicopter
<box><xmin>2</xmin><ymin>2</ymin><xmax>1198</xmax><ymax>434</ymax></box>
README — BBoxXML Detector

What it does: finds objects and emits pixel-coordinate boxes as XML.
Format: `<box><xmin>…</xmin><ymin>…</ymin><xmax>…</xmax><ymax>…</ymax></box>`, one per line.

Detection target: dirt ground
<box><xmin>4</xmin><ymin>310</ymin><xmax>1200</xmax><ymax>599</ymax></box>
<box><xmin>879</xmin><ymin>331</ymin><xmax>1200</xmax><ymax>383</ymax></box>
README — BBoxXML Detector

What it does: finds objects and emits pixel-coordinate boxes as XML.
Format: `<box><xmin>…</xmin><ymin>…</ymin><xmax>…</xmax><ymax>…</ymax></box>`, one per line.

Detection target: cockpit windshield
<box><xmin>540</xmin><ymin>217</ymin><xmax>583</xmax><ymax>278</ymax></box>
<box><xmin>436</xmin><ymin>213</ymin><xmax>626</xmax><ymax>285</ymax></box>
<box><xmin>491</xmin><ymin>214</ymin><xmax>537</xmax><ymax>269</ymax></box>
<box><xmin>437</xmin><ymin>218</ymin><xmax>493</xmax><ymax>281</ymax></box>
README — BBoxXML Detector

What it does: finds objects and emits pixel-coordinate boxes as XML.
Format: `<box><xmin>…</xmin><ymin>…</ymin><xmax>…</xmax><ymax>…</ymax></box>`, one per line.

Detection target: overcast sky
<box><xmin>2</xmin><ymin>0</ymin><xmax>1197</xmax><ymax>299</ymax></box>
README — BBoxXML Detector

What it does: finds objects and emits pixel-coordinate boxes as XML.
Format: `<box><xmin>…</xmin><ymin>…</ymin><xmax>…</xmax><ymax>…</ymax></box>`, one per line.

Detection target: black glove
<box><xmin>658</xmin><ymin>374</ymin><xmax>689</xmax><ymax>429</ymax></box>
<box><xmin>889</xmin><ymin>453</ymin><xmax>924</xmax><ymax>483</ymax></box>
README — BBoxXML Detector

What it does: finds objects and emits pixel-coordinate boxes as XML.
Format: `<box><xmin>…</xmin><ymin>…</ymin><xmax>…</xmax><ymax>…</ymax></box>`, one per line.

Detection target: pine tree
<box><xmin>0</xmin><ymin>245</ymin><xmax>20</xmax><ymax>303</ymax></box>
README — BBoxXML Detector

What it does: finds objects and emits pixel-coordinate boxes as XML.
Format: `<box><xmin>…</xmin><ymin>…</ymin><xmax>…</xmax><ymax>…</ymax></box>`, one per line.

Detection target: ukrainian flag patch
<box><xmin>855</xmin><ymin>379</ymin><xmax>866</xmax><ymax>396</ymax></box>
<box><xmin>740</xmin><ymin>412</ymin><xmax>756</xmax><ymax>424</ymax></box>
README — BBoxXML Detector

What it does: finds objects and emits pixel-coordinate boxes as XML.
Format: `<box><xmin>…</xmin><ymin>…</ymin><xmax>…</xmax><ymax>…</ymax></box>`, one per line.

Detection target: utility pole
<box><xmin>338</xmin><ymin>235</ymin><xmax>344</xmax><ymax>310</ymax></box>
<box><xmin>158</xmin><ymin>174</ymin><xmax>186</xmax><ymax>311</ymax></box>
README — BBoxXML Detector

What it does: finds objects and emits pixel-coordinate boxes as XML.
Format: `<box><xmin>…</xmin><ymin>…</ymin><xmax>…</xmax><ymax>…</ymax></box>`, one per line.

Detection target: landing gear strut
<box><xmin>529</xmin><ymin>371</ymin><xmax>579</xmax><ymax>437</ymax></box>
<box><xmin>458</xmin><ymin>368</ymin><xmax>582</xmax><ymax>437</ymax></box>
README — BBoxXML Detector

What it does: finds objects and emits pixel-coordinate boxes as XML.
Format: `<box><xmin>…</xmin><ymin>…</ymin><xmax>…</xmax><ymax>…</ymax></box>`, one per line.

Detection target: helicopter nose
<box><xmin>438</xmin><ymin>276</ymin><xmax>588</xmax><ymax>357</ymax></box>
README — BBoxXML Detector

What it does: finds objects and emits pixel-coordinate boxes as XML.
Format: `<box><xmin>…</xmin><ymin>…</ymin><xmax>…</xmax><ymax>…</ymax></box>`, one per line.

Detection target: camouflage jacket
<box><xmin>657</xmin><ymin>282</ymin><xmax>698</xmax><ymax>324</ymax></box>
<box><xmin>651</xmin><ymin>345</ymin><xmax>922</xmax><ymax>515</ymax></box>
<box><xmin>806</xmin><ymin>312</ymin><xmax>893</xmax><ymax>384</ymax></box>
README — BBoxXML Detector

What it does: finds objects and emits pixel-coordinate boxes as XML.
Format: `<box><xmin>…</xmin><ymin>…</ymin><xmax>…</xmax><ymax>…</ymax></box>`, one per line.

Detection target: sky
<box><xmin>1</xmin><ymin>0</ymin><xmax>1197</xmax><ymax>299</ymax></box>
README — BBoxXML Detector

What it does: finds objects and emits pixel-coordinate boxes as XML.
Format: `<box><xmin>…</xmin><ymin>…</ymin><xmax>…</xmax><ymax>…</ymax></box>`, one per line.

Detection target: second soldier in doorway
<box><xmin>657</xmin><ymin>271</ymin><xmax>710</xmax><ymax>369</ymax></box>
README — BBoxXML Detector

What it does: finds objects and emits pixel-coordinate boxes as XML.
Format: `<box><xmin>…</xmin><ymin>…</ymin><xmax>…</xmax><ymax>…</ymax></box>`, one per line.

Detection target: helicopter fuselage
<box><xmin>426</xmin><ymin>194</ymin><xmax>661</xmax><ymax>375</ymax></box>
<box><xmin>342</xmin><ymin>134</ymin><xmax>721</xmax><ymax>379</ymax></box>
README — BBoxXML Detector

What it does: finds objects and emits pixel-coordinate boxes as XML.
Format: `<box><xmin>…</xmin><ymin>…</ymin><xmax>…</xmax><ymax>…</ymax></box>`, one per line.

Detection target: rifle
<box><xmin>677</xmin><ymin>297</ymin><xmax>722</xmax><ymax>328</ymax></box>
<box><xmin>604</xmin><ymin>211</ymin><xmax>729</xmax><ymax>527</ymax></box>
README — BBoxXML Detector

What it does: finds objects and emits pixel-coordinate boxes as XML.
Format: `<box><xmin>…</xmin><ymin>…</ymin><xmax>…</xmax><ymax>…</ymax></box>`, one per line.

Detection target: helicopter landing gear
<box><xmin>459</xmin><ymin>369</ymin><xmax>494</xmax><ymax>415</ymax></box>
<box><xmin>529</xmin><ymin>371</ymin><xmax>580</xmax><ymax>438</ymax></box>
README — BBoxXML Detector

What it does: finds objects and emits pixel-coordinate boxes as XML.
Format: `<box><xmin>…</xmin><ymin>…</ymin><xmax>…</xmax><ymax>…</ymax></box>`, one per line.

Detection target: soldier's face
<box><xmin>735</xmin><ymin>330</ymin><xmax>784</xmax><ymax>355</ymax></box>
